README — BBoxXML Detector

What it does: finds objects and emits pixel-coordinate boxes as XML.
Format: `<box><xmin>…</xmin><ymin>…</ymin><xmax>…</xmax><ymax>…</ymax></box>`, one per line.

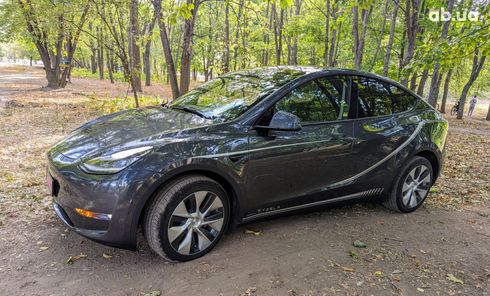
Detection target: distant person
<box><xmin>468</xmin><ymin>95</ymin><xmax>477</xmax><ymax>117</ymax></box>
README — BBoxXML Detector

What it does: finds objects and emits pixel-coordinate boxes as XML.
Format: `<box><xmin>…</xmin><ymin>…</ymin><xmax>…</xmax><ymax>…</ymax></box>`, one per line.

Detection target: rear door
<box><xmin>350</xmin><ymin>76</ymin><xmax>418</xmax><ymax>175</ymax></box>
<box><xmin>243</xmin><ymin>76</ymin><xmax>358</xmax><ymax>218</ymax></box>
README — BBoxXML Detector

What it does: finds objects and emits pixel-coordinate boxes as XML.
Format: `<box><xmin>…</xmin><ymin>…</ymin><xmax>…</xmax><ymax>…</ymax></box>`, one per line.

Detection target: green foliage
<box><xmin>1</xmin><ymin>0</ymin><xmax>488</xmax><ymax>103</ymax></box>
<box><xmin>85</xmin><ymin>95</ymin><xmax>166</xmax><ymax>115</ymax></box>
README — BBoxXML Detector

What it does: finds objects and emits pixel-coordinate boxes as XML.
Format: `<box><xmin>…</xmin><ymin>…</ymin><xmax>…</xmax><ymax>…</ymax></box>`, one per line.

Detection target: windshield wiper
<box><xmin>170</xmin><ymin>106</ymin><xmax>209</xmax><ymax>119</ymax></box>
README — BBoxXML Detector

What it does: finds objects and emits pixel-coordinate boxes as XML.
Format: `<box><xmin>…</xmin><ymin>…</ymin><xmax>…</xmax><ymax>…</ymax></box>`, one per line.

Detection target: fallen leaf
<box><xmin>143</xmin><ymin>291</ymin><xmax>161</xmax><ymax>296</ymax></box>
<box><xmin>417</xmin><ymin>287</ymin><xmax>425</xmax><ymax>292</ymax></box>
<box><xmin>241</xmin><ymin>286</ymin><xmax>257</xmax><ymax>296</ymax></box>
<box><xmin>39</xmin><ymin>246</ymin><xmax>49</xmax><ymax>251</ymax></box>
<box><xmin>446</xmin><ymin>273</ymin><xmax>464</xmax><ymax>285</ymax></box>
<box><xmin>66</xmin><ymin>254</ymin><xmax>87</xmax><ymax>265</ymax></box>
<box><xmin>353</xmin><ymin>240</ymin><xmax>367</xmax><ymax>248</ymax></box>
<box><xmin>342</xmin><ymin>266</ymin><xmax>355</xmax><ymax>272</ymax></box>
<box><xmin>347</xmin><ymin>250</ymin><xmax>358</xmax><ymax>258</ymax></box>
<box><xmin>374</xmin><ymin>271</ymin><xmax>383</xmax><ymax>277</ymax></box>
<box><xmin>102</xmin><ymin>253</ymin><xmax>112</xmax><ymax>259</ymax></box>
<box><xmin>244</xmin><ymin>229</ymin><xmax>263</xmax><ymax>236</ymax></box>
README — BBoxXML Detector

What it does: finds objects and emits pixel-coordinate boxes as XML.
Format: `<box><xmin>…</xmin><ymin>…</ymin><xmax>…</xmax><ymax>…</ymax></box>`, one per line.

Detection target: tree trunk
<box><xmin>153</xmin><ymin>0</ymin><xmax>179</xmax><ymax>99</ymax></box>
<box><xmin>457</xmin><ymin>53</ymin><xmax>486</xmax><ymax>119</ymax></box>
<box><xmin>129</xmin><ymin>0</ymin><xmax>142</xmax><ymax>92</ymax></box>
<box><xmin>328</xmin><ymin>0</ymin><xmax>339</xmax><ymax>67</ymax></box>
<box><xmin>323</xmin><ymin>0</ymin><xmax>330</xmax><ymax>66</ymax></box>
<box><xmin>400</xmin><ymin>0</ymin><xmax>419</xmax><ymax>86</ymax></box>
<box><xmin>409</xmin><ymin>72</ymin><xmax>417</xmax><ymax>91</ymax></box>
<box><xmin>223</xmin><ymin>0</ymin><xmax>230</xmax><ymax>72</ymax></box>
<box><xmin>240</xmin><ymin>6</ymin><xmax>248</xmax><ymax>68</ymax></box>
<box><xmin>440</xmin><ymin>69</ymin><xmax>452</xmax><ymax>113</ymax></box>
<box><xmin>106</xmin><ymin>46</ymin><xmax>114</xmax><ymax>83</ymax></box>
<box><xmin>352</xmin><ymin>4</ymin><xmax>370</xmax><ymax>70</ymax></box>
<box><xmin>263</xmin><ymin>1</ymin><xmax>272</xmax><ymax>66</ymax></box>
<box><xmin>272</xmin><ymin>3</ymin><xmax>284</xmax><ymax>66</ymax></box>
<box><xmin>358</xmin><ymin>7</ymin><xmax>371</xmax><ymax>68</ymax></box>
<box><xmin>352</xmin><ymin>5</ymin><xmax>360</xmax><ymax>69</ymax></box>
<box><xmin>333</xmin><ymin>21</ymin><xmax>342</xmax><ymax>66</ymax></box>
<box><xmin>486</xmin><ymin>103</ymin><xmax>490</xmax><ymax>121</ymax></box>
<box><xmin>416</xmin><ymin>69</ymin><xmax>429</xmax><ymax>96</ymax></box>
<box><xmin>427</xmin><ymin>0</ymin><xmax>454</xmax><ymax>107</ymax></box>
<box><xmin>233</xmin><ymin>0</ymin><xmax>244</xmax><ymax>70</ymax></box>
<box><xmin>96</xmin><ymin>26</ymin><xmax>104</xmax><ymax>80</ymax></box>
<box><xmin>143</xmin><ymin>13</ymin><xmax>157</xmax><ymax>86</ymax></box>
<box><xmin>90</xmin><ymin>24</ymin><xmax>97</xmax><ymax>74</ymax></box>
<box><xmin>292</xmin><ymin>0</ymin><xmax>301</xmax><ymax>65</ymax></box>
<box><xmin>369</xmin><ymin>0</ymin><xmax>389</xmax><ymax>72</ymax></box>
<box><xmin>179</xmin><ymin>0</ymin><xmax>200</xmax><ymax>95</ymax></box>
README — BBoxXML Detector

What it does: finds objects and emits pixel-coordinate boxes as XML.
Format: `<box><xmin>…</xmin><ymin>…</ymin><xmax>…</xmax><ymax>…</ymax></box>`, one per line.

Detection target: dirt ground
<box><xmin>0</xmin><ymin>65</ymin><xmax>489</xmax><ymax>296</ymax></box>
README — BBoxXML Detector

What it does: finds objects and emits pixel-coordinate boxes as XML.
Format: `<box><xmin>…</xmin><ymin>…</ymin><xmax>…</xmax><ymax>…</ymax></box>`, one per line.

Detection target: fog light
<box><xmin>75</xmin><ymin>208</ymin><xmax>112</xmax><ymax>221</ymax></box>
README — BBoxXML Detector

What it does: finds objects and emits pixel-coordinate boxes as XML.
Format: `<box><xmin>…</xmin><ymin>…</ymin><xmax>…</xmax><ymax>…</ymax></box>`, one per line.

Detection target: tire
<box><xmin>383</xmin><ymin>156</ymin><xmax>433</xmax><ymax>213</ymax></box>
<box><xmin>144</xmin><ymin>175</ymin><xmax>230</xmax><ymax>261</ymax></box>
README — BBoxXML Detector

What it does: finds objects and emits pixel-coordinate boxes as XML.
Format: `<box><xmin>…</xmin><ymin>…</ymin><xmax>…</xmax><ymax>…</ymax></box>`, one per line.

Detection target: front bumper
<box><xmin>47</xmin><ymin>156</ymin><xmax>161</xmax><ymax>250</ymax></box>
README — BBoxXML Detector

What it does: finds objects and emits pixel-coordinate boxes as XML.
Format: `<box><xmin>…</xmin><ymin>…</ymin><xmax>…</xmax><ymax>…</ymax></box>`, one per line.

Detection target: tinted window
<box><xmin>354</xmin><ymin>77</ymin><xmax>416</xmax><ymax>118</ymax></box>
<box><xmin>276</xmin><ymin>77</ymin><xmax>349</xmax><ymax>123</ymax></box>
<box><xmin>355</xmin><ymin>77</ymin><xmax>393</xmax><ymax>117</ymax></box>
<box><xmin>388</xmin><ymin>85</ymin><xmax>417</xmax><ymax>113</ymax></box>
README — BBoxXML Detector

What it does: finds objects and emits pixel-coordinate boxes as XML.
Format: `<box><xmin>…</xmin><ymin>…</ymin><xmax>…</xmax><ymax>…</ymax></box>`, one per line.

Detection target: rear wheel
<box><xmin>383</xmin><ymin>156</ymin><xmax>433</xmax><ymax>213</ymax></box>
<box><xmin>144</xmin><ymin>175</ymin><xmax>229</xmax><ymax>261</ymax></box>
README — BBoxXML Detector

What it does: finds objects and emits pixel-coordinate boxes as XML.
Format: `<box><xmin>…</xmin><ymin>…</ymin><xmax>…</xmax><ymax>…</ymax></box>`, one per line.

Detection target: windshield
<box><xmin>169</xmin><ymin>68</ymin><xmax>307</xmax><ymax>122</ymax></box>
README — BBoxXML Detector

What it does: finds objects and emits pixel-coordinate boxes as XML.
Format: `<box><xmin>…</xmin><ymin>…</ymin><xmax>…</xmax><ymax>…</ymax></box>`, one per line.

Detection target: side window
<box><xmin>388</xmin><ymin>85</ymin><xmax>417</xmax><ymax>113</ymax></box>
<box><xmin>276</xmin><ymin>77</ymin><xmax>349</xmax><ymax>123</ymax></box>
<box><xmin>355</xmin><ymin>77</ymin><xmax>393</xmax><ymax>118</ymax></box>
<box><xmin>354</xmin><ymin>77</ymin><xmax>417</xmax><ymax>118</ymax></box>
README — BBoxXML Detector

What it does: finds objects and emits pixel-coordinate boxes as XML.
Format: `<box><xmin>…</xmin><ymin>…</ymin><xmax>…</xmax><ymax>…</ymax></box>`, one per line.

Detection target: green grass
<box><xmin>85</xmin><ymin>95</ymin><xmax>168</xmax><ymax>115</ymax></box>
<box><xmin>71</xmin><ymin>68</ymin><xmax>126</xmax><ymax>82</ymax></box>
<box><xmin>71</xmin><ymin>67</ymin><xmax>170</xmax><ymax>85</ymax></box>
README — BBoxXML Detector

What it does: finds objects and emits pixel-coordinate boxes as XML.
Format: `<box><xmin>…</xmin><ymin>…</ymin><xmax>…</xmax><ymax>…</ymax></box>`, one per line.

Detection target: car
<box><xmin>46</xmin><ymin>66</ymin><xmax>448</xmax><ymax>261</ymax></box>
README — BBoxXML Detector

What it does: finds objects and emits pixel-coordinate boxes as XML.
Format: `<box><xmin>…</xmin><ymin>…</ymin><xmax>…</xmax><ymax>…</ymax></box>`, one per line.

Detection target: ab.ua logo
<box><xmin>429</xmin><ymin>9</ymin><xmax>481</xmax><ymax>22</ymax></box>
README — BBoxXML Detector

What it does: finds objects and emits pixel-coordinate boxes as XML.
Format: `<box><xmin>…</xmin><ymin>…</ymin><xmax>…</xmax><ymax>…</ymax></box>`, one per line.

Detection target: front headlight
<box><xmin>79</xmin><ymin>146</ymin><xmax>153</xmax><ymax>174</ymax></box>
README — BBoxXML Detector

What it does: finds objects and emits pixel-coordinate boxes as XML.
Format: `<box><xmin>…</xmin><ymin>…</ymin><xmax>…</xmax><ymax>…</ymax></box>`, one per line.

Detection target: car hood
<box><xmin>51</xmin><ymin>106</ymin><xmax>212</xmax><ymax>160</ymax></box>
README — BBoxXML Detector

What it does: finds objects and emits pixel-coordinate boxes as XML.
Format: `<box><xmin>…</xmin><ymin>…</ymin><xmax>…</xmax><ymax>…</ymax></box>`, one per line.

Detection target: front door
<box><xmin>243</xmin><ymin>76</ymin><xmax>357</xmax><ymax>218</ymax></box>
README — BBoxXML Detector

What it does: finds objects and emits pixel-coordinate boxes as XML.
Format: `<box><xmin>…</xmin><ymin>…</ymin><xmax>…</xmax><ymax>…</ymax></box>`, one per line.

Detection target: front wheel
<box><xmin>144</xmin><ymin>175</ymin><xmax>229</xmax><ymax>261</ymax></box>
<box><xmin>383</xmin><ymin>156</ymin><xmax>433</xmax><ymax>213</ymax></box>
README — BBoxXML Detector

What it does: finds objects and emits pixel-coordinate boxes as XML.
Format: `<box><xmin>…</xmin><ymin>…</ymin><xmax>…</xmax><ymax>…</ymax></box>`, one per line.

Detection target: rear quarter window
<box><xmin>388</xmin><ymin>84</ymin><xmax>417</xmax><ymax>113</ymax></box>
<box><xmin>354</xmin><ymin>76</ymin><xmax>417</xmax><ymax>118</ymax></box>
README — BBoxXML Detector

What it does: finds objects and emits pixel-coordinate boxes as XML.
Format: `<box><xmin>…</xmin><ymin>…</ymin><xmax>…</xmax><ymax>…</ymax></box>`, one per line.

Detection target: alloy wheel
<box><xmin>401</xmin><ymin>164</ymin><xmax>431</xmax><ymax>208</ymax></box>
<box><xmin>167</xmin><ymin>191</ymin><xmax>225</xmax><ymax>255</ymax></box>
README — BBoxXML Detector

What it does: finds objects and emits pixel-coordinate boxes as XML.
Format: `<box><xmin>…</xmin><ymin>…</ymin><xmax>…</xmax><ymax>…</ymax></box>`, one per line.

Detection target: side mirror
<box><xmin>255</xmin><ymin>111</ymin><xmax>302</xmax><ymax>131</ymax></box>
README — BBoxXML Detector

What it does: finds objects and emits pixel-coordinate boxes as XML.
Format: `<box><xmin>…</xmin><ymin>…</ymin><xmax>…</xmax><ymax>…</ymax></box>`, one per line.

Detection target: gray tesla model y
<box><xmin>47</xmin><ymin>66</ymin><xmax>448</xmax><ymax>261</ymax></box>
